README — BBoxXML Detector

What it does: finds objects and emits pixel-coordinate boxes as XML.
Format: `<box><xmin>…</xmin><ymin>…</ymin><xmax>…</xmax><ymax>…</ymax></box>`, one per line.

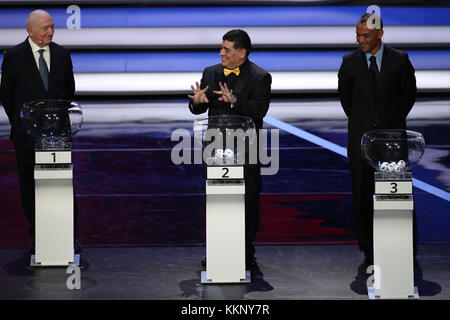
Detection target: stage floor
<box><xmin>0</xmin><ymin>98</ymin><xmax>448</xmax><ymax>300</ymax></box>
<box><xmin>0</xmin><ymin>244</ymin><xmax>447</xmax><ymax>300</ymax></box>
<box><xmin>0</xmin><ymin>99</ymin><xmax>449</xmax><ymax>249</ymax></box>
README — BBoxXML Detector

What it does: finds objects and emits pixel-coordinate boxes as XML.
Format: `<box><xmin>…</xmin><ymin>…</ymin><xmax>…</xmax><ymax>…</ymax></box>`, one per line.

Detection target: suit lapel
<box><xmin>210</xmin><ymin>66</ymin><xmax>228</xmax><ymax>108</ymax></box>
<box><xmin>378</xmin><ymin>45</ymin><xmax>391</xmax><ymax>96</ymax></box>
<box><xmin>214</xmin><ymin>65</ymin><xmax>224</xmax><ymax>90</ymax></box>
<box><xmin>232</xmin><ymin>61</ymin><xmax>251</xmax><ymax>96</ymax></box>
<box><xmin>24</xmin><ymin>38</ymin><xmax>47</xmax><ymax>94</ymax></box>
<box><xmin>48</xmin><ymin>42</ymin><xmax>56</xmax><ymax>95</ymax></box>
<box><xmin>213</xmin><ymin>66</ymin><xmax>225</xmax><ymax>102</ymax></box>
<box><xmin>358</xmin><ymin>50</ymin><xmax>375</xmax><ymax>96</ymax></box>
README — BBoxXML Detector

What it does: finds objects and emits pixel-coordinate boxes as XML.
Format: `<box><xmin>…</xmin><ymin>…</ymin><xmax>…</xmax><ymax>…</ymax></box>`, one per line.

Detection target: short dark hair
<box><xmin>223</xmin><ymin>29</ymin><xmax>251</xmax><ymax>57</ymax></box>
<box><xmin>359</xmin><ymin>13</ymin><xmax>383</xmax><ymax>30</ymax></box>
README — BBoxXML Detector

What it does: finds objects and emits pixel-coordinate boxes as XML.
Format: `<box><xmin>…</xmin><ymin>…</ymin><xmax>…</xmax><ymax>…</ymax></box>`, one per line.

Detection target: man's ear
<box><xmin>377</xmin><ymin>29</ymin><xmax>384</xmax><ymax>40</ymax></box>
<box><xmin>239</xmin><ymin>48</ymin><xmax>247</xmax><ymax>59</ymax></box>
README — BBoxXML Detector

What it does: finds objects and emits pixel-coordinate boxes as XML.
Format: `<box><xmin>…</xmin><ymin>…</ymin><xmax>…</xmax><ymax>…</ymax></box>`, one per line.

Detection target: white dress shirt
<box><xmin>28</xmin><ymin>37</ymin><xmax>51</xmax><ymax>72</ymax></box>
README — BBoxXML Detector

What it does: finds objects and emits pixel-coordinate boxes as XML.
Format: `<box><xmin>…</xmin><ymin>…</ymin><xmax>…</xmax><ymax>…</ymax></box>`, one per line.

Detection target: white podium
<box><xmin>193</xmin><ymin>115</ymin><xmax>256</xmax><ymax>284</ymax></box>
<box><xmin>361</xmin><ymin>129</ymin><xmax>424</xmax><ymax>299</ymax></box>
<box><xmin>20</xmin><ymin>99</ymin><xmax>82</xmax><ymax>267</ymax></box>
<box><xmin>368</xmin><ymin>172</ymin><xmax>418</xmax><ymax>299</ymax></box>
<box><xmin>30</xmin><ymin>148</ymin><xmax>79</xmax><ymax>267</ymax></box>
<box><xmin>201</xmin><ymin>165</ymin><xmax>250</xmax><ymax>284</ymax></box>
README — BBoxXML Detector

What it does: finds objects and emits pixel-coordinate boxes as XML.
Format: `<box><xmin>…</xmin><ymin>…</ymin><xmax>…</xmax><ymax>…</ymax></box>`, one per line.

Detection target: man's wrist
<box><xmin>230</xmin><ymin>95</ymin><xmax>237</xmax><ymax>107</ymax></box>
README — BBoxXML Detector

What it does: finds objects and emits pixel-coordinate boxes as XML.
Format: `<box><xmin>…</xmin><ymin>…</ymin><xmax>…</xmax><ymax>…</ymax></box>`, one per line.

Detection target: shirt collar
<box><xmin>365</xmin><ymin>42</ymin><xmax>384</xmax><ymax>62</ymax></box>
<box><xmin>28</xmin><ymin>37</ymin><xmax>50</xmax><ymax>53</ymax></box>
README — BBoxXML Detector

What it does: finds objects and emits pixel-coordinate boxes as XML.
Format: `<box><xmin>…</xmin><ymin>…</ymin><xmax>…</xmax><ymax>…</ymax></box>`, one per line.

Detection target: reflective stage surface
<box><xmin>0</xmin><ymin>245</ymin><xmax>447</xmax><ymax>300</ymax></box>
<box><xmin>0</xmin><ymin>98</ymin><xmax>448</xmax><ymax>299</ymax></box>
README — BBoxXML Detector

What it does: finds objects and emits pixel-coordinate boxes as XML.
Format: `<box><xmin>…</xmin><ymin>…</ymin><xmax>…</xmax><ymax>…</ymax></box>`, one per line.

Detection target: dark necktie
<box><xmin>369</xmin><ymin>55</ymin><xmax>380</xmax><ymax>125</ymax></box>
<box><xmin>369</xmin><ymin>55</ymin><xmax>380</xmax><ymax>82</ymax></box>
<box><xmin>38</xmin><ymin>49</ymin><xmax>49</xmax><ymax>91</ymax></box>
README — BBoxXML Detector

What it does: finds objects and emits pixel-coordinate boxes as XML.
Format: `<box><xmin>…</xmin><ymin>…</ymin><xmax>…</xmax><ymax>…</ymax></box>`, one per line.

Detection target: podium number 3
<box><xmin>222</xmin><ymin>168</ymin><xmax>229</xmax><ymax>178</ymax></box>
<box><xmin>390</xmin><ymin>182</ymin><xmax>398</xmax><ymax>193</ymax></box>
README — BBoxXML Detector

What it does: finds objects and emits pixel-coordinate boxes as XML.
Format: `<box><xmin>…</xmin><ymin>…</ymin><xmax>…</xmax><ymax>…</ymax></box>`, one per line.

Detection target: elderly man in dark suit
<box><xmin>338</xmin><ymin>13</ymin><xmax>416</xmax><ymax>270</ymax></box>
<box><xmin>0</xmin><ymin>10</ymin><xmax>78</xmax><ymax>253</ymax></box>
<box><xmin>188</xmin><ymin>29</ymin><xmax>272</xmax><ymax>269</ymax></box>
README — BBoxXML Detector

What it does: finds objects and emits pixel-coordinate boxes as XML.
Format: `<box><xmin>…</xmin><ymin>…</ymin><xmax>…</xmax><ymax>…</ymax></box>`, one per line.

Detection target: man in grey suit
<box><xmin>0</xmin><ymin>10</ymin><xmax>78</xmax><ymax>253</ymax></box>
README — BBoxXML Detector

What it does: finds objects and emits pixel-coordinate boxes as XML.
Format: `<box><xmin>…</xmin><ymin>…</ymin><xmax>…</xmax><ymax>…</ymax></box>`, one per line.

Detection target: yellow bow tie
<box><xmin>223</xmin><ymin>67</ymin><xmax>240</xmax><ymax>77</ymax></box>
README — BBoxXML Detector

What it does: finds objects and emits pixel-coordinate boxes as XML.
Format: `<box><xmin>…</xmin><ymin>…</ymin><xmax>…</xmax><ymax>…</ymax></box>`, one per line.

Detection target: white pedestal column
<box><xmin>201</xmin><ymin>166</ymin><xmax>250</xmax><ymax>284</ymax></box>
<box><xmin>30</xmin><ymin>150</ymin><xmax>78</xmax><ymax>267</ymax></box>
<box><xmin>369</xmin><ymin>172</ymin><xmax>418</xmax><ymax>299</ymax></box>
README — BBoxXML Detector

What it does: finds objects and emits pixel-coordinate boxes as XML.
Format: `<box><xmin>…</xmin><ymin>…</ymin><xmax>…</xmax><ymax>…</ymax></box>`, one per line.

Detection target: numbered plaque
<box><xmin>375</xmin><ymin>181</ymin><xmax>413</xmax><ymax>195</ymax></box>
<box><xmin>35</xmin><ymin>151</ymin><xmax>72</xmax><ymax>164</ymax></box>
<box><xmin>207</xmin><ymin>166</ymin><xmax>244</xmax><ymax>180</ymax></box>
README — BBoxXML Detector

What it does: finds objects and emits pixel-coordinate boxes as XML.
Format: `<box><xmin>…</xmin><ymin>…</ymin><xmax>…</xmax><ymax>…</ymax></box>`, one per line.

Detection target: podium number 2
<box><xmin>222</xmin><ymin>168</ymin><xmax>229</xmax><ymax>178</ymax></box>
<box><xmin>390</xmin><ymin>182</ymin><xmax>398</xmax><ymax>193</ymax></box>
<box><xmin>51</xmin><ymin>152</ymin><xmax>56</xmax><ymax>163</ymax></box>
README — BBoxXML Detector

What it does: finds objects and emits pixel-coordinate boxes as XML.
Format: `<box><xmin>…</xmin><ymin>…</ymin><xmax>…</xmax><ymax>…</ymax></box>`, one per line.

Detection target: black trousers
<box><xmin>349</xmin><ymin>159</ymin><xmax>418</xmax><ymax>262</ymax></box>
<box><xmin>244</xmin><ymin>164</ymin><xmax>262</xmax><ymax>258</ymax></box>
<box><xmin>13</xmin><ymin>143</ymin><xmax>36</xmax><ymax>237</ymax></box>
<box><xmin>13</xmin><ymin>141</ymin><xmax>78</xmax><ymax>238</ymax></box>
<box><xmin>349</xmin><ymin>159</ymin><xmax>375</xmax><ymax>260</ymax></box>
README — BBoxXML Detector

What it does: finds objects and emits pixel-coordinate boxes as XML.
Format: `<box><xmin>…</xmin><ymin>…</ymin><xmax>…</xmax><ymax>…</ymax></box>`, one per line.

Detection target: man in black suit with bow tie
<box><xmin>0</xmin><ymin>10</ymin><xmax>78</xmax><ymax>253</ymax></box>
<box><xmin>338</xmin><ymin>13</ymin><xmax>417</xmax><ymax>270</ymax></box>
<box><xmin>188</xmin><ymin>29</ymin><xmax>272</xmax><ymax>269</ymax></box>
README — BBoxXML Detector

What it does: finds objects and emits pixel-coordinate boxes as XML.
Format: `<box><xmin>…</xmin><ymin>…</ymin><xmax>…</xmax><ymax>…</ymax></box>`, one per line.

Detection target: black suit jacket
<box><xmin>1</xmin><ymin>38</ymin><xmax>75</xmax><ymax>148</ymax></box>
<box><xmin>338</xmin><ymin>45</ymin><xmax>416</xmax><ymax>160</ymax></box>
<box><xmin>189</xmin><ymin>59</ymin><xmax>271</xmax><ymax>131</ymax></box>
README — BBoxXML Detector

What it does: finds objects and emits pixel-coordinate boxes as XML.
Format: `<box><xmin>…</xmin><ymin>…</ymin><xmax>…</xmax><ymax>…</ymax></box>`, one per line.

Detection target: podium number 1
<box><xmin>222</xmin><ymin>168</ymin><xmax>229</xmax><ymax>178</ymax></box>
<box><xmin>390</xmin><ymin>182</ymin><xmax>398</xmax><ymax>193</ymax></box>
<box><xmin>51</xmin><ymin>152</ymin><xmax>56</xmax><ymax>163</ymax></box>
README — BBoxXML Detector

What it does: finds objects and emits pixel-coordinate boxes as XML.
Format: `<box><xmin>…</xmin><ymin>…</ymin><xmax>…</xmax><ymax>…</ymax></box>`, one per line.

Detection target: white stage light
<box><xmin>1</xmin><ymin>26</ymin><xmax>450</xmax><ymax>48</ymax></box>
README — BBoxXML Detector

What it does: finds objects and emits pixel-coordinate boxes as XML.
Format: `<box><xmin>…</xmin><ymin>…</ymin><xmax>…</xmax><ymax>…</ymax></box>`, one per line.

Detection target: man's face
<box><xmin>28</xmin><ymin>13</ymin><xmax>54</xmax><ymax>47</ymax></box>
<box><xmin>356</xmin><ymin>22</ymin><xmax>383</xmax><ymax>54</ymax></box>
<box><xmin>220</xmin><ymin>40</ymin><xmax>246</xmax><ymax>69</ymax></box>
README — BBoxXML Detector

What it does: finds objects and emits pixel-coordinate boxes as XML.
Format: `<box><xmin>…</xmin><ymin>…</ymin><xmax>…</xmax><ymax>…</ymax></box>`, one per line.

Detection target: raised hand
<box><xmin>188</xmin><ymin>82</ymin><xmax>209</xmax><ymax>105</ymax></box>
<box><xmin>213</xmin><ymin>82</ymin><xmax>237</xmax><ymax>104</ymax></box>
